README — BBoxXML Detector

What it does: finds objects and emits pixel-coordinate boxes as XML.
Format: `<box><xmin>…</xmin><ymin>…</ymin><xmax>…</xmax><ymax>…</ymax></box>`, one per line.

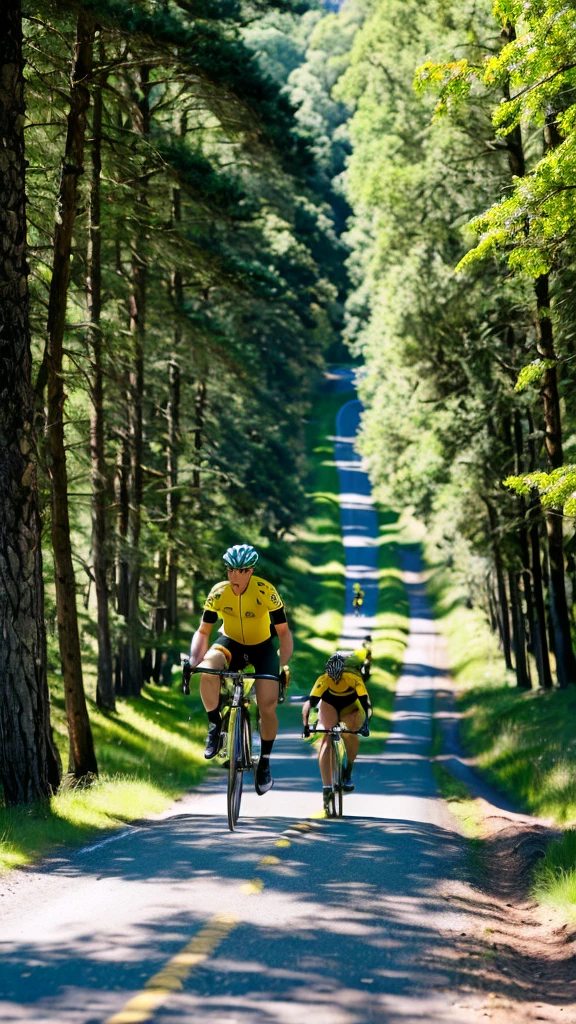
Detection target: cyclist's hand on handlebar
<box><xmin>359</xmin><ymin>721</ymin><xmax>370</xmax><ymax>737</ymax></box>
<box><xmin>279</xmin><ymin>666</ymin><xmax>290</xmax><ymax>688</ymax></box>
<box><xmin>182</xmin><ymin>659</ymin><xmax>191</xmax><ymax>695</ymax></box>
<box><xmin>302</xmin><ymin>723</ymin><xmax>311</xmax><ymax>738</ymax></box>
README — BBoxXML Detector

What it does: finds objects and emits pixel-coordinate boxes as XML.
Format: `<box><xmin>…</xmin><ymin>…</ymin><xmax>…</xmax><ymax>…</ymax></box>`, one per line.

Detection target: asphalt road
<box><xmin>0</xmin><ymin>379</ymin><xmax>482</xmax><ymax>1024</ymax></box>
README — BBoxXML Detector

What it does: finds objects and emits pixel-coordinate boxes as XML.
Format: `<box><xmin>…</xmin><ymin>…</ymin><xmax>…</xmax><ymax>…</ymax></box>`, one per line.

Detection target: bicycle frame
<box><xmin>184</xmin><ymin>663</ymin><xmax>279</xmax><ymax>830</ymax></box>
<box><xmin>302</xmin><ymin>717</ymin><xmax>368</xmax><ymax>818</ymax></box>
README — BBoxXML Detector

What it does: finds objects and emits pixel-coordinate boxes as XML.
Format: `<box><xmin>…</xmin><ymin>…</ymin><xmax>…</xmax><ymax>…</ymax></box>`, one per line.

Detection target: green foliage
<box><xmin>506</xmin><ymin>466</ymin><xmax>576</xmax><ymax>513</ymax></box>
<box><xmin>418</xmin><ymin>1</ymin><xmax>576</xmax><ymax>277</ymax></box>
<box><xmin>514</xmin><ymin>358</ymin><xmax>556</xmax><ymax>392</ymax></box>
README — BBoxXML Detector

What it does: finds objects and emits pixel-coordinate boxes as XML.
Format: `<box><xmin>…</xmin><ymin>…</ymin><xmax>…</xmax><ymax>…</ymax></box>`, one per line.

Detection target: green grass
<box><xmin>430</xmin><ymin>712</ymin><xmax>485</xmax><ymax>841</ymax></box>
<box><xmin>421</xmin><ymin>544</ymin><xmax>576</xmax><ymax>823</ymax></box>
<box><xmin>0</xmin><ymin>681</ymin><xmax>208</xmax><ymax>871</ymax></box>
<box><xmin>421</xmin><ymin>536</ymin><xmax>576</xmax><ymax>920</ymax></box>
<box><xmin>0</xmin><ymin>384</ymin><xmax>407</xmax><ymax>871</ymax></box>
<box><xmin>532</xmin><ymin>829</ymin><xmax>576</xmax><ymax>920</ymax></box>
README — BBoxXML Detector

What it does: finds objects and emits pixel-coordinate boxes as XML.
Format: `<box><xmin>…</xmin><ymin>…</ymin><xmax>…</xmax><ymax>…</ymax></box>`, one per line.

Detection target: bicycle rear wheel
<box><xmin>331</xmin><ymin>738</ymin><xmax>343</xmax><ymax>817</ymax></box>
<box><xmin>227</xmin><ymin>708</ymin><xmax>244</xmax><ymax>831</ymax></box>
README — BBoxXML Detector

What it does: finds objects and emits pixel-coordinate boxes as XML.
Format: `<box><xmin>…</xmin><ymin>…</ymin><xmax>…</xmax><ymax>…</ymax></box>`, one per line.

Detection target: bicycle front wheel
<box><xmin>227</xmin><ymin>708</ymin><xmax>244</xmax><ymax>831</ymax></box>
<box><xmin>331</xmin><ymin>738</ymin><xmax>343</xmax><ymax>818</ymax></box>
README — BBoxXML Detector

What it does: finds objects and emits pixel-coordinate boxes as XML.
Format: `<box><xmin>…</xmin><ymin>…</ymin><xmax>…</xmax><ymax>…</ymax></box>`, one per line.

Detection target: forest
<box><xmin>2</xmin><ymin>0</ymin><xmax>576</xmax><ymax>810</ymax></box>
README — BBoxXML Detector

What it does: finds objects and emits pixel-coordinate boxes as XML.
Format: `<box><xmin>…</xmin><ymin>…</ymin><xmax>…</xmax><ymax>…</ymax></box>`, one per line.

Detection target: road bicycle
<box><xmin>182</xmin><ymin>662</ymin><xmax>280</xmax><ymax>831</ymax></box>
<box><xmin>301</xmin><ymin>712</ymin><xmax>368</xmax><ymax>818</ymax></box>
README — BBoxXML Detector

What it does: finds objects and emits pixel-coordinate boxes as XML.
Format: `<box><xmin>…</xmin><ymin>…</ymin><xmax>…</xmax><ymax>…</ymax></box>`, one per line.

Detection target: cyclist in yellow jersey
<box><xmin>302</xmin><ymin>651</ymin><xmax>371</xmax><ymax>809</ymax></box>
<box><xmin>189</xmin><ymin>544</ymin><xmax>293</xmax><ymax>794</ymax></box>
<box><xmin>352</xmin><ymin>581</ymin><xmax>365</xmax><ymax>615</ymax></box>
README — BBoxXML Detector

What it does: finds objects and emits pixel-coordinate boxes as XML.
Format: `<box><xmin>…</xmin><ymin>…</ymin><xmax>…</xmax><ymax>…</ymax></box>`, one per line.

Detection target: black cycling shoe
<box><xmin>342</xmin><ymin>764</ymin><xmax>355</xmax><ymax>792</ymax></box>
<box><xmin>204</xmin><ymin>721</ymin><xmax>222</xmax><ymax>760</ymax></box>
<box><xmin>255</xmin><ymin>757</ymin><xmax>274</xmax><ymax>795</ymax></box>
<box><xmin>322</xmin><ymin>787</ymin><xmax>333</xmax><ymax>813</ymax></box>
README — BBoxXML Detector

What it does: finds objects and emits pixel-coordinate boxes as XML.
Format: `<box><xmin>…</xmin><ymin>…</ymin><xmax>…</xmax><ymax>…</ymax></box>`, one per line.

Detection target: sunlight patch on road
<box><xmin>240</xmin><ymin>877</ymin><xmax>264</xmax><ymax>894</ymax></box>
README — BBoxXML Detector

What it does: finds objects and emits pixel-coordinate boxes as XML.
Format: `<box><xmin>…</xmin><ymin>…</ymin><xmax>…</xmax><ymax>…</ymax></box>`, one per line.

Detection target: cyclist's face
<box><xmin>227</xmin><ymin>567</ymin><xmax>253</xmax><ymax>594</ymax></box>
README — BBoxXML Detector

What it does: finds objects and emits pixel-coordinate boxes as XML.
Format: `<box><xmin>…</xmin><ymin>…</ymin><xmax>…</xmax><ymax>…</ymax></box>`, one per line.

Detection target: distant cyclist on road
<box><xmin>302</xmin><ymin>651</ymin><xmax>371</xmax><ymax>812</ymax></box>
<box><xmin>360</xmin><ymin>634</ymin><xmax>372</xmax><ymax>682</ymax></box>
<box><xmin>352</xmin><ymin>582</ymin><xmax>365</xmax><ymax>615</ymax></box>
<box><xmin>188</xmin><ymin>544</ymin><xmax>293</xmax><ymax>795</ymax></box>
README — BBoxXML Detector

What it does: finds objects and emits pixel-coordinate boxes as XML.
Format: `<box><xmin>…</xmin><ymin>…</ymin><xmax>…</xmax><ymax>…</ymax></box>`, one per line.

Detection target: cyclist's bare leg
<box><xmin>255</xmin><ymin>678</ymin><xmax>278</xmax><ymax>741</ymax></box>
<box><xmin>318</xmin><ymin>701</ymin><xmax>339</xmax><ymax>786</ymax></box>
<box><xmin>198</xmin><ymin>649</ymin><xmax>227</xmax><ymax>712</ymax></box>
<box><xmin>341</xmin><ymin>707</ymin><xmax>363</xmax><ymax>767</ymax></box>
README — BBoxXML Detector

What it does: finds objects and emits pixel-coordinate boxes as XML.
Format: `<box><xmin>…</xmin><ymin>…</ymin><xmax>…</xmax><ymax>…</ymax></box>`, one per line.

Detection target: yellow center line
<box><xmin>105</xmin><ymin>818</ymin><xmax>317</xmax><ymax>1023</ymax></box>
<box><xmin>103</xmin><ymin>913</ymin><xmax>237</xmax><ymax>1024</ymax></box>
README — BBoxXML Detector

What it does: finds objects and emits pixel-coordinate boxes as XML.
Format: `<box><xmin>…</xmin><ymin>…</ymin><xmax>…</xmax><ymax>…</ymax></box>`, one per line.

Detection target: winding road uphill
<box><xmin>0</xmin><ymin>374</ymin><xmax>572</xmax><ymax>1024</ymax></box>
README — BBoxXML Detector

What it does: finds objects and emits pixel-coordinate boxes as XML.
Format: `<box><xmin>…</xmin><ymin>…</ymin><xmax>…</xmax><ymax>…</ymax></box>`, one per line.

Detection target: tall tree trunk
<box><xmin>486</xmin><ymin>574</ymin><xmax>499</xmax><ymax>635</ymax></box>
<box><xmin>45</xmin><ymin>11</ymin><xmax>97</xmax><ymax>777</ymax></box>
<box><xmin>514</xmin><ymin>410</ymin><xmax>550</xmax><ymax>689</ymax></box>
<box><xmin>193</xmin><ymin>377</ymin><xmax>207</xmax><ymax>494</ymax></box>
<box><xmin>166</xmin><ymin>356</ymin><xmax>181</xmax><ymax>629</ymax></box>
<box><xmin>115</xmin><ymin>431</ymin><xmax>130</xmax><ymax>620</ymax></box>
<box><xmin>0</xmin><ymin>0</ymin><xmax>62</xmax><ymax>804</ymax></box>
<box><xmin>119</xmin><ymin>66</ymin><xmax>151</xmax><ymax>698</ymax></box>
<box><xmin>88</xmin><ymin>44</ymin><xmax>114</xmax><ymax>711</ymax></box>
<box><xmin>165</xmin><ymin>126</ymin><xmax>185</xmax><ymax>631</ymax></box>
<box><xmin>486</xmin><ymin>502</ymin><xmax>512</xmax><ymax>669</ymax></box>
<box><xmin>528</xmin><ymin>500</ymin><xmax>554</xmax><ymax>690</ymax></box>
<box><xmin>152</xmin><ymin>550</ymin><xmax>167</xmax><ymax>683</ymax></box>
<box><xmin>508</xmin><ymin>570</ymin><xmax>530</xmax><ymax>688</ymax></box>
<box><xmin>501</xmin><ymin>22</ymin><xmax>568</xmax><ymax>687</ymax></box>
<box><xmin>535</xmin><ymin>274</ymin><xmax>576</xmax><ymax>687</ymax></box>
<box><xmin>122</xmin><ymin>250</ymin><xmax>145</xmax><ymax>697</ymax></box>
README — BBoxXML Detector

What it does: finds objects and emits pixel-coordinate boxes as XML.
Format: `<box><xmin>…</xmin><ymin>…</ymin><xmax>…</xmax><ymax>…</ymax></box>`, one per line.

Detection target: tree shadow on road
<box><xmin>1</xmin><ymin>814</ymin><xmax>574</xmax><ymax>1023</ymax></box>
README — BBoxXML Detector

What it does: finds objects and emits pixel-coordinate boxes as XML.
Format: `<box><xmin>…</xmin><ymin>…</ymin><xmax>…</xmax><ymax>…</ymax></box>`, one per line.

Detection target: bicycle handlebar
<box><xmin>304</xmin><ymin>723</ymin><xmax>368</xmax><ymax>737</ymax></box>
<box><xmin>187</xmin><ymin>666</ymin><xmax>279</xmax><ymax>681</ymax></box>
<box><xmin>302</xmin><ymin>712</ymin><xmax>370</xmax><ymax>739</ymax></box>
<box><xmin>181</xmin><ymin>661</ymin><xmax>280</xmax><ymax>696</ymax></box>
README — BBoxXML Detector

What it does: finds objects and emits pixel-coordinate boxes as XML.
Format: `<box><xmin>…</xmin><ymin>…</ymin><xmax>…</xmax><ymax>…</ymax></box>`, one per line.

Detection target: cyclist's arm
<box><xmin>275</xmin><ymin>620</ymin><xmax>293</xmax><ymax>666</ymax></box>
<box><xmin>358</xmin><ymin>693</ymin><xmax>372</xmax><ymax>717</ymax></box>
<box><xmin>189</xmin><ymin>618</ymin><xmax>214</xmax><ymax>666</ymax></box>
<box><xmin>302</xmin><ymin>695</ymin><xmax>321</xmax><ymax>736</ymax></box>
<box><xmin>303</xmin><ymin>673</ymin><xmax>325</xmax><ymax>722</ymax></box>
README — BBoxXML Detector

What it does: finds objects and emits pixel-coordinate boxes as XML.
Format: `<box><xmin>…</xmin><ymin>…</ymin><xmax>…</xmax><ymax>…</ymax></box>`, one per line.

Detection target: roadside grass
<box><xmin>533</xmin><ymin>830</ymin><xmax>576</xmax><ymax>920</ymax></box>
<box><xmin>421</xmin><ymin>537</ymin><xmax>576</xmax><ymax>920</ymax></box>
<box><xmin>430</xmin><ymin>712</ymin><xmax>485</xmax><ymax>850</ymax></box>
<box><xmin>0</xmin><ymin>681</ymin><xmax>207</xmax><ymax>871</ymax></box>
<box><xmin>0</xmin><ymin>383</ymin><xmax>407</xmax><ymax>871</ymax></box>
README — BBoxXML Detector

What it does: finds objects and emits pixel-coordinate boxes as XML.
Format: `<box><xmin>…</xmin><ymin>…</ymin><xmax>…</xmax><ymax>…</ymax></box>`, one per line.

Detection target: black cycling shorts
<box><xmin>319</xmin><ymin>691</ymin><xmax>362</xmax><ymax>715</ymax></box>
<box><xmin>209</xmin><ymin>635</ymin><xmax>279</xmax><ymax>677</ymax></box>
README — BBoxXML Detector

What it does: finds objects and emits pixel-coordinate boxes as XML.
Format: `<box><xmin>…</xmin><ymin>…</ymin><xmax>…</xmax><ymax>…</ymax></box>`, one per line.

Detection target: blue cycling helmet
<box><xmin>223</xmin><ymin>544</ymin><xmax>259</xmax><ymax>570</ymax></box>
<box><xmin>325</xmin><ymin>652</ymin><xmax>345</xmax><ymax>681</ymax></box>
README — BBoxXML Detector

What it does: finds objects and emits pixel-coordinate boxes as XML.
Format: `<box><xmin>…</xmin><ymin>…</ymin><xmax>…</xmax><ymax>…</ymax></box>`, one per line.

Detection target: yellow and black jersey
<box><xmin>201</xmin><ymin>575</ymin><xmax>286</xmax><ymax>646</ymax></box>
<box><xmin>309</xmin><ymin>668</ymin><xmax>368</xmax><ymax>706</ymax></box>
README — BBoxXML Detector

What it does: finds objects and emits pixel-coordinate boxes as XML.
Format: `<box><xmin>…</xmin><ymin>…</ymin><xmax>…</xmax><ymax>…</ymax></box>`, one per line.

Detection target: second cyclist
<box><xmin>302</xmin><ymin>650</ymin><xmax>371</xmax><ymax>812</ymax></box>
